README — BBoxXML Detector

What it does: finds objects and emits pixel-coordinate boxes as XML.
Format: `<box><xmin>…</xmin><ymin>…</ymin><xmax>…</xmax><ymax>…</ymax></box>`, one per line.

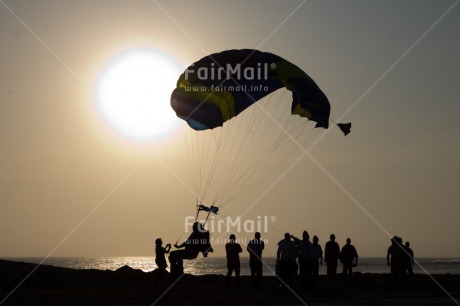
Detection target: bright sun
<box><xmin>94</xmin><ymin>48</ymin><xmax>183</xmax><ymax>143</ymax></box>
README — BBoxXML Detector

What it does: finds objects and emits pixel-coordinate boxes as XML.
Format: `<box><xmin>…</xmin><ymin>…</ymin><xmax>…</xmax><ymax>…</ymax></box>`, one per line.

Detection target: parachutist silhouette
<box><xmin>169</xmin><ymin>222</ymin><xmax>212</xmax><ymax>278</ymax></box>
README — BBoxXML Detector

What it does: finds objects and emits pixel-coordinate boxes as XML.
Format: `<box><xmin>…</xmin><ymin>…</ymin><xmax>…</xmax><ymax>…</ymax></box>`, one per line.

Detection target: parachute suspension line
<box><xmin>202</xmin><ymin>211</ymin><xmax>219</xmax><ymax>229</ymax></box>
<box><xmin>215</xmin><ymin>94</ymin><xmax>270</xmax><ymax>201</ymax></box>
<box><xmin>197</xmin><ymin>130</ymin><xmax>207</xmax><ymax>201</ymax></box>
<box><xmin>272</xmin><ymin>114</ymin><xmax>310</xmax><ymax>151</ymax></box>
<box><xmin>240</xmin><ymin>127</ymin><xmax>321</xmax><ymax>193</ymax></box>
<box><xmin>212</xmin><ymin>105</ymin><xmax>253</xmax><ymax>204</ymax></box>
<box><xmin>185</xmin><ymin>87</ymin><xmax>325</xmax><ymax>210</ymax></box>
<box><xmin>200</xmin><ymin>129</ymin><xmax>226</xmax><ymax>203</ymax></box>
<box><xmin>198</xmin><ymin>131</ymin><xmax>207</xmax><ymax>200</ymax></box>
<box><xmin>192</xmin><ymin>131</ymin><xmax>204</xmax><ymax>201</ymax></box>
<box><xmin>184</xmin><ymin>132</ymin><xmax>200</xmax><ymax>202</ymax></box>
<box><xmin>195</xmin><ymin>205</ymin><xmax>200</xmax><ymax>221</ymax></box>
<box><xmin>213</xmin><ymin>91</ymin><xmax>279</xmax><ymax>206</ymax></box>
<box><xmin>214</xmin><ymin>90</ymin><xmax>281</xmax><ymax>206</ymax></box>
<box><xmin>206</xmin><ymin>122</ymin><xmax>230</xmax><ymax>205</ymax></box>
<box><xmin>218</xmin><ymin>91</ymin><xmax>286</xmax><ymax>203</ymax></box>
<box><xmin>212</xmin><ymin>124</ymin><xmax>237</xmax><ymax>204</ymax></box>
<box><xmin>188</xmin><ymin>129</ymin><xmax>212</xmax><ymax>204</ymax></box>
<box><xmin>203</xmin><ymin>211</ymin><xmax>212</xmax><ymax>227</ymax></box>
<box><xmin>196</xmin><ymin>129</ymin><xmax>216</xmax><ymax>202</ymax></box>
<box><xmin>223</xmin><ymin>126</ymin><xmax>321</xmax><ymax>206</ymax></box>
<box><xmin>218</xmin><ymin>90</ymin><xmax>297</xmax><ymax>207</ymax></box>
<box><xmin>175</xmin><ymin>230</ymin><xmax>186</xmax><ymax>246</ymax></box>
<box><xmin>209</xmin><ymin>119</ymin><xmax>239</xmax><ymax>204</ymax></box>
<box><xmin>190</xmin><ymin>132</ymin><xmax>199</xmax><ymax>200</ymax></box>
<box><xmin>210</xmin><ymin>119</ymin><xmax>239</xmax><ymax>204</ymax></box>
<box><xmin>219</xmin><ymin>91</ymin><xmax>322</xmax><ymax>207</ymax></box>
<box><xmin>199</xmin><ymin>131</ymin><xmax>215</xmax><ymax>202</ymax></box>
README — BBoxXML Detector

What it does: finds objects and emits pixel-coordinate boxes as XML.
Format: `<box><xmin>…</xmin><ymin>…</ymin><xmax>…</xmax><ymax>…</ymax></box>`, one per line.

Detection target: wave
<box><xmin>431</xmin><ymin>259</ymin><xmax>460</xmax><ymax>264</ymax></box>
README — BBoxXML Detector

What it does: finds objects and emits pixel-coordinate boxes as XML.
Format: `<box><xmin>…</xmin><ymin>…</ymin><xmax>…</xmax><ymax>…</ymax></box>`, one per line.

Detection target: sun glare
<box><xmin>94</xmin><ymin>48</ymin><xmax>183</xmax><ymax>143</ymax></box>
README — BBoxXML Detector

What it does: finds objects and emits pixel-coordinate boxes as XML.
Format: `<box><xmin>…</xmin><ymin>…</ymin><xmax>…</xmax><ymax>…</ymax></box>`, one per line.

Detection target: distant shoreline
<box><xmin>2</xmin><ymin>256</ymin><xmax>460</xmax><ymax>275</ymax></box>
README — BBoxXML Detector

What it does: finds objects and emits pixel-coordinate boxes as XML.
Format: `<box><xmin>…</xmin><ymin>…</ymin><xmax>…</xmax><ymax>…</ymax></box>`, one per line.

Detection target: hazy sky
<box><xmin>1</xmin><ymin>0</ymin><xmax>460</xmax><ymax>258</ymax></box>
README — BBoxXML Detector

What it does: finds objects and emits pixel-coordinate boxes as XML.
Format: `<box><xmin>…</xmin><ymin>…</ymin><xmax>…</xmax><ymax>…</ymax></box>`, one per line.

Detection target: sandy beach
<box><xmin>1</xmin><ymin>259</ymin><xmax>459</xmax><ymax>305</ymax></box>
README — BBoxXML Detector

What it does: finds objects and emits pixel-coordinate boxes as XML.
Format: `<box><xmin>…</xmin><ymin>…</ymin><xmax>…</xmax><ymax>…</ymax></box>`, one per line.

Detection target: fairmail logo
<box><xmin>184</xmin><ymin>215</ymin><xmax>276</xmax><ymax>234</ymax></box>
<box><xmin>184</xmin><ymin>62</ymin><xmax>273</xmax><ymax>81</ymax></box>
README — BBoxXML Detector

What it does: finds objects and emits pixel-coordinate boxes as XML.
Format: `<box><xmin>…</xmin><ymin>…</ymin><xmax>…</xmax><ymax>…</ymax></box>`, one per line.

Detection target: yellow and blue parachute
<box><xmin>171</xmin><ymin>49</ymin><xmax>350</xmax><ymax>135</ymax></box>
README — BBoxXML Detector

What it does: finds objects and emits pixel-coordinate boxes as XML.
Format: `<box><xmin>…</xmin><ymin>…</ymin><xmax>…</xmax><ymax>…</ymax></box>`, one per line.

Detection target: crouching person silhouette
<box><xmin>169</xmin><ymin>222</ymin><xmax>213</xmax><ymax>278</ymax></box>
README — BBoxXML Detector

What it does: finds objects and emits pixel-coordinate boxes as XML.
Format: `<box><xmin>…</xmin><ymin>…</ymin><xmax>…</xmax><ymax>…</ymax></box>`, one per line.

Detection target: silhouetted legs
<box><xmin>327</xmin><ymin>261</ymin><xmax>338</xmax><ymax>280</ymax></box>
<box><xmin>250</xmin><ymin>260</ymin><xmax>262</xmax><ymax>287</ymax></box>
<box><xmin>298</xmin><ymin>258</ymin><xmax>312</xmax><ymax>289</ymax></box>
<box><xmin>311</xmin><ymin>260</ymin><xmax>320</xmax><ymax>287</ymax></box>
<box><xmin>343</xmin><ymin>262</ymin><xmax>352</xmax><ymax>279</ymax></box>
<box><xmin>169</xmin><ymin>250</ymin><xmax>185</xmax><ymax>279</ymax></box>
<box><xmin>226</xmin><ymin>262</ymin><xmax>240</xmax><ymax>287</ymax></box>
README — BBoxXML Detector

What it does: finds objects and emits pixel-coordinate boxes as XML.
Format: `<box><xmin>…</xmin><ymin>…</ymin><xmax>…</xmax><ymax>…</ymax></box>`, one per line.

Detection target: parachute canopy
<box><xmin>170</xmin><ymin>49</ymin><xmax>334</xmax><ymax>131</ymax></box>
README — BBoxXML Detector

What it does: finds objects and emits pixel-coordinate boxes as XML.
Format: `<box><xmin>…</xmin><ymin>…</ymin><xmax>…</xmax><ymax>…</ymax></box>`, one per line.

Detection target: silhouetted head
<box><xmin>192</xmin><ymin>222</ymin><xmax>205</xmax><ymax>233</ymax></box>
<box><xmin>255</xmin><ymin>232</ymin><xmax>261</xmax><ymax>239</ymax></box>
<box><xmin>397</xmin><ymin>237</ymin><xmax>403</xmax><ymax>244</ymax></box>
<box><xmin>330</xmin><ymin>234</ymin><xmax>335</xmax><ymax>241</ymax></box>
<box><xmin>229</xmin><ymin>234</ymin><xmax>236</xmax><ymax>241</ymax></box>
<box><xmin>346</xmin><ymin>238</ymin><xmax>351</xmax><ymax>244</ymax></box>
<box><xmin>302</xmin><ymin>231</ymin><xmax>310</xmax><ymax>241</ymax></box>
<box><xmin>284</xmin><ymin>233</ymin><xmax>291</xmax><ymax>241</ymax></box>
<box><xmin>313</xmin><ymin>235</ymin><xmax>319</xmax><ymax>244</ymax></box>
<box><xmin>155</xmin><ymin>238</ymin><xmax>162</xmax><ymax>246</ymax></box>
<box><xmin>192</xmin><ymin>222</ymin><xmax>199</xmax><ymax>232</ymax></box>
<box><xmin>405</xmin><ymin>241</ymin><xmax>410</xmax><ymax>247</ymax></box>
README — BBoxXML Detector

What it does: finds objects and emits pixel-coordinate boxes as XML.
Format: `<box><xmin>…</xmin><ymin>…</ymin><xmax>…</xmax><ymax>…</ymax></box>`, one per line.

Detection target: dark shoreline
<box><xmin>1</xmin><ymin>259</ymin><xmax>459</xmax><ymax>305</ymax></box>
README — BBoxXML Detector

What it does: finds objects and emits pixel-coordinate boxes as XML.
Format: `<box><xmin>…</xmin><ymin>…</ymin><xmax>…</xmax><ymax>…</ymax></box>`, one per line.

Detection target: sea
<box><xmin>3</xmin><ymin>257</ymin><xmax>460</xmax><ymax>275</ymax></box>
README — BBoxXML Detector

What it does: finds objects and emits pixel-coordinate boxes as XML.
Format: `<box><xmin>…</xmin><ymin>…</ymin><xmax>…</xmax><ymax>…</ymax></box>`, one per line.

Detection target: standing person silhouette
<box><xmin>340</xmin><ymin>238</ymin><xmax>358</xmax><ymax>279</ymax></box>
<box><xmin>155</xmin><ymin>238</ymin><xmax>171</xmax><ymax>286</ymax></box>
<box><xmin>387</xmin><ymin>236</ymin><xmax>405</xmax><ymax>281</ymax></box>
<box><xmin>247</xmin><ymin>232</ymin><xmax>265</xmax><ymax>287</ymax></box>
<box><xmin>404</xmin><ymin>241</ymin><xmax>415</xmax><ymax>275</ymax></box>
<box><xmin>226</xmin><ymin>234</ymin><xmax>242</xmax><ymax>287</ymax></box>
<box><xmin>325</xmin><ymin>234</ymin><xmax>340</xmax><ymax>280</ymax></box>
<box><xmin>293</xmin><ymin>231</ymin><xmax>311</xmax><ymax>288</ymax></box>
<box><xmin>277</xmin><ymin>233</ymin><xmax>298</xmax><ymax>287</ymax></box>
<box><xmin>310</xmin><ymin>235</ymin><xmax>323</xmax><ymax>287</ymax></box>
<box><xmin>155</xmin><ymin>238</ymin><xmax>171</xmax><ymax>269</ymax></box>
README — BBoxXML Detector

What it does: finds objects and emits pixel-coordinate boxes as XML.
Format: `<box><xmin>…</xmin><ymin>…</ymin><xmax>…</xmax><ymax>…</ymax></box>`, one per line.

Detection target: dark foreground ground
<box><xmin>1</xmin><ymin>259</ymin><xmax>459</xmax><ymax>305</ymax></box>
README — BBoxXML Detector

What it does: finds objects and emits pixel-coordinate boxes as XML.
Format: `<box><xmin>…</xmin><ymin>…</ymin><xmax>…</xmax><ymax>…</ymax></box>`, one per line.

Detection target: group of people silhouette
<box><xmin>275</xmin><ymin>231</ymin><xmax>358</xmax><ymax>289</ymax></box>
<box><xmin>387</xmin><ymin>236</ymin><xmax>415</xmax><ymax>280</ymax></box>
<box><xmin>224</xmin><ymin>232</ymin><xmax>265</xmax><ymax>288</ymax></box>
<box><xmin>155</xmin><ymin>224</ymin><xmax>415</xmax><ymax>288</ymax></box>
